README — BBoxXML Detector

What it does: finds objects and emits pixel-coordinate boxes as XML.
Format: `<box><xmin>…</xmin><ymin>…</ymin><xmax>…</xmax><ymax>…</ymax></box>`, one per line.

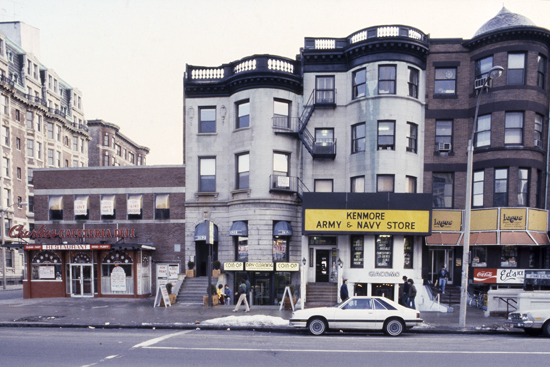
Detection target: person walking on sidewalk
<box><xmin>439</xmin><ymin>266</ymin><xmax>449</xmax><ymax>294</ymax></box>
<box><xmin>233</xmin><ymin>278</ymin><xmax>250</xmax><ymax>312</ymax></box>
<box><xmin>340</xmin><ymin>279</ymin><xmax>349</xmax><ymax>302</ymax></box>
<box><xmin>401</xmin><ymin>276</ymin><xmax>410</xmax><ymax>306</ymax></box>
<box><xmin>407</xmin><ymin>279</ymin><xmax>417</xmax><ymax>310</ymax></box>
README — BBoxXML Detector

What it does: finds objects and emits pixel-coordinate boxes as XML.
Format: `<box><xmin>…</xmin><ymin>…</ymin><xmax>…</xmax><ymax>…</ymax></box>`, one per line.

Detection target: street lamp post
<box><xmin>459</xmin><ymin>66</ymin><xmax>503</xmax><ymax>328</ymax></box>
<box><xmin>2</xmin><ymin>202</ymin><xmax>28</xmax><ymax>290</ymax></box>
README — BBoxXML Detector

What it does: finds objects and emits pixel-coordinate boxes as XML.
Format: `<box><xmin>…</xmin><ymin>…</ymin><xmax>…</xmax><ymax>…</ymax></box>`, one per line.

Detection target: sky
<box><xmin>2</xmin><ymin>0</ymin><xmax>550</xmax><ymax>165</ymax></box>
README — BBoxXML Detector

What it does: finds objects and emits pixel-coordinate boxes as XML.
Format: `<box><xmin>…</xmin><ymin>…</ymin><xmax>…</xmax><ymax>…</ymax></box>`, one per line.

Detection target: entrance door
<box><xmin>70</xmin><ymin>264</ymin><xmax>93</xmax><ymax>297</ymax></box>
<box><xmin>430</xmin><ymin>249</ymin><xmax>454</xmax><ymax>284</ymax></box>
<box><xmin>195</xmin><ymin>242</ymin><xmax>218</xmax><ymax>277</ymax></box>
<box><xmin>316</xmin><ymin>250</ymin><xmax>330</xmax><ymax>282</ymax></box>
<box><xmin>253</xmin><ymin>273</ymin><xmax>271</xmax><ymax>306</ymax></box>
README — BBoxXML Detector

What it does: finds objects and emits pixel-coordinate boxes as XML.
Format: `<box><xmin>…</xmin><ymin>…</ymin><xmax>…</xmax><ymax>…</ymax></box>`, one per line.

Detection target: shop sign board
<box><xmin>525</xmin><ymin>270</ymin><xmax>550</xmax><ymax>287</ymax></box>
<box><xmin>275</xmin><ymin>262</ymin><xmax>300</xmax><ymax>272</ymax></box>
<box><xmin>154</xmin><ymin>285</ymin><xmax>171</xmax><ymax>307</ymax></box>
<box><xmin>528</xmin><ymin>209</ymin><xmax>548</xmax><ymax>231</ymax></box>
<box><xmin>157</xmin><ymin>264</ymin><xmax>169</xmax><ymax>278</ymax></box>
<box><xmin>39</xmin><ymin>265</ymin><xmax>55</xmax><ymax>279</ymax></box>
<box><xmin>168</xmin><ymin>265</ymin><xmax>179</xmax><ymax>279</ymax></box>
<box><xmin>431</xmin><ymin>210</ymin><xmax>462</xmax><ymax>231</ymax></box>
<box><xmin>224</xmin><ymin>262</ymin><xmax>244</xmax><ymax>271</ymax></box>
<box><xmin>500</xmin><ymin>208</ymin><xmax>527</xmax><ymax>230</ymax></box>
<box><xmin>24</xmin><ymin>244</ymin><xmax>111</xmax><ymax>250</ymax></box>
<box><xmin>11</xmin><ymin>225</ymin><xmax>136</xmax><ymax>240</ymax></box>
<box><xmin>245</xmin><ymin>262</ymin><xmax>274</xmax><ymax>271</ymax></box>
<box><xmin>111</xmin><ymin>266</ymin><xmax>126</xmax><ymax>292</ymax></box>
<box><xmin>473</xmin><ymin>269</ymin><xmax>525</xmax><ymax>284</ymax></box>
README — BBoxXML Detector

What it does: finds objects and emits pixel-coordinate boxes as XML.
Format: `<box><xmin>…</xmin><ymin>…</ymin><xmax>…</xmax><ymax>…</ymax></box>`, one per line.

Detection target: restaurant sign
<box><xmin>473</xmin><ymin>269</ymin><xmax>525</xmax><ymax>284</ymax></box>
<box><xmin>9</xmin><ymin>225</ymin><xmax>136</xmax><ymax>239</ymax></box>
<box><xmin>24</xmin><ymin>244</ymin><xmax>111</xmax><ymax>250</ymax></box>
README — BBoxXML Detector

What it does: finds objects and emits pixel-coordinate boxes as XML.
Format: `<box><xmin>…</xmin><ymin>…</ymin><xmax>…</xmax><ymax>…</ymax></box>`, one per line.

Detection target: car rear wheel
<box><xmin>308</xmin><ymin>318</ymin><xmax>327</xmax><ymax>336</ymax></box>
<box><xmin>383</xmin><ymin>318</ymin><xmax>404</xmax><ymax>337</ymax></box>
<box><xmin>543</xmin><ymin>321</ymin><xmax>550</xmax><ymax>337</ymax></box>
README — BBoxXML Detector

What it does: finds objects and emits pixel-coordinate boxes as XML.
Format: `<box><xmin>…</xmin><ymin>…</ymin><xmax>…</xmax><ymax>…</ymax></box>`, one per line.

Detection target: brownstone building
<box><xmin>7</xmin><ymin>165</ymin><xmax>185</xmax><ymax>298</ymax></box>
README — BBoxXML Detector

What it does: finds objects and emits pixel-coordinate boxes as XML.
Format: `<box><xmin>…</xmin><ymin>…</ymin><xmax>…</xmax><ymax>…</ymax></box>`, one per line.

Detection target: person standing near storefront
<box><xmin>340</xmin><ymin>279</ymin><xmax>349</xmax><ymax>302</ymax></box>
<box><xmin>439</xmin><ymin>266</ymin><xmax>449</xmax><ymax>294</ymax></box>
<box><xmin>245</xmin><ymin>276</ymin><xmax>251</xmax><ymax>308</ymax></box>
<box><xmin>407</xmin><ymin>279</ymin><xmax>417</xmax><ymax>309</ymax></box>
<box><xmin>401</xmin><ymin>276</ymin><xmax>410</xmax><ymax>306</ymax></box>
<box><xmin>233</xmin><ymin>278</ymin><xmax>250</xmax><ymax>312</ymax></box>
<box><xmin>224</xmin><ymin>284</ymin><xmax>232</xmax><ymax>305</ymax></box>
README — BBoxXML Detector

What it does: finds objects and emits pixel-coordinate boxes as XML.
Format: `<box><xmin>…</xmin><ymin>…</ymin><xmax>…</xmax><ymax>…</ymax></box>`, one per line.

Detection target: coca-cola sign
<box><xmin>474</xmin><ymin>269</ymin><xmax>525</xmax><ymax>284</ymax></box>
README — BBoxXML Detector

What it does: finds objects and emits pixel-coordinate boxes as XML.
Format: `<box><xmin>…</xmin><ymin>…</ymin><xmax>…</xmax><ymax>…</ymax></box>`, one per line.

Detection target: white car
<box><xmin>289</xmin><ymin>296</ymin><xmax>423</xmax><ymax>336</ymax></box>
<box><xmin>505</xmin><ymin>309</ymin><xmax>550</xmax><ymax>336</ymax></box>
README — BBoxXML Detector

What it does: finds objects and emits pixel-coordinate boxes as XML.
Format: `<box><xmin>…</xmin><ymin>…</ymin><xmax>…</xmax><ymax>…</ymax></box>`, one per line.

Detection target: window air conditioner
<box><xmin>474</xmin><ymin>77</ymin><xmax>487</xmax><ymax>90</ymax></box>
<box><xmin>438</xmin><ymin>142</ymin><xmax>452</xmax><ymax>152</ymax></box>
<box><xmin>535</xmin><ymin>139</ymin><xmax>542</xmax><ymax>148</ymax></box>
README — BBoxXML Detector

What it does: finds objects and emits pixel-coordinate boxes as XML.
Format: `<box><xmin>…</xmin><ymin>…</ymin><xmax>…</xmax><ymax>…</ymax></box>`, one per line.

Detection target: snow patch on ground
<box><xmin>202</xmin><ymin>315</ymin><xmax>290</xmax><ymax>327</ymax></box>
<box><xmin>413</xmin><ymin>322</ymin><xmax>435</xmax><ymax>329</ymax></box>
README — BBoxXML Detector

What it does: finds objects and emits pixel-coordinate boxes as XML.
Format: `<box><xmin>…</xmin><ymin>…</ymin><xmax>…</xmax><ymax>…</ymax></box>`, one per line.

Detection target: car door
<box><xmin>372</xmin><ymin>298</ymin><xmax>399</xmax><ymax>329</ymax></box>
<box><xmin>329</xmin><ymin>298</ymin><xmax>376</xmax><ymax>330</ymax></box>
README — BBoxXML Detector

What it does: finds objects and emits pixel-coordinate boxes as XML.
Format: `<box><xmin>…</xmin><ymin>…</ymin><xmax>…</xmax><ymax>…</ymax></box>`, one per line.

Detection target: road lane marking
<box><xmin>143</xmin><ymin>347</ymin><xmax>550</xmax><ymax>355</ymax></box>
<box><xmin>131</xmin><ymin>330</ymin><xmax>193</xmax><ymax>349</ymax></box>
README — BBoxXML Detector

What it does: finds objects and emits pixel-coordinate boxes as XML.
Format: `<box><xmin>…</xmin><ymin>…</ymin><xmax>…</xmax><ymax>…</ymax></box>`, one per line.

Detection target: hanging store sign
<box><xmin>275</xmin><ymin>262</ymin><xmax>300</xmax><ymax>272</ymax></box>
<box><xmin>245</xmin><ymin>262</ymin><xmax>274</xmax><ymax>271</ymax></box>
<box><xmin>473</xmin><ymin>269</ymin><xmax>525</xmax><ymax>284</ymax></box>
<box><xmin>304</xmin><ymin>209</ymin><xmax>430</xmax><ymax>234</ymax></box>
<box><xmin>24</xmin><ymin>244</ymin><xmax>111</xmax><ymax>250</ymax></box>
<box><xmin>9</xmin><ymin>225</ymin><xmax>136</xmax><ymax>239</ymax></box>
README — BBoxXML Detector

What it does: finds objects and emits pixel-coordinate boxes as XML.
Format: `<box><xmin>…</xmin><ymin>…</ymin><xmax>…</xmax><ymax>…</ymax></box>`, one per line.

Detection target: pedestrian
<box><xmin>245</xmin><ymin>276</ymin><xmax>252</xmax><ymax>307</ymax></box>
<box><xmin>217</xmin><ymin>284</ymin><xmax>225</xmax><ymax>305</ymax></box>
<box><xmin>401</xmin><ymin>276</ymin><xmax>410</xmax><ymax>306</ymax></box>
<box><xmin>439</xmin><ymin>266</ymin><xmax>449</xmax><ymax>294</ymax></box>
<box><xmin>407</xmin><ymin>279</ymin><xmax>417</xmax><ymax>309</ymax></box>
<box><xmin>224</xmin><ymin>284</ymin><xmax>232</xmax><ymax>305</ymax></box>
<box><xmin>340</xmin><ymin>279</ymin><xmax>349</xmax><ymax>302</ymax></box>
<box><xmin>233</xmin><ymin>278</ymin><xmax>250</xmax><ymax>312</ymax></box>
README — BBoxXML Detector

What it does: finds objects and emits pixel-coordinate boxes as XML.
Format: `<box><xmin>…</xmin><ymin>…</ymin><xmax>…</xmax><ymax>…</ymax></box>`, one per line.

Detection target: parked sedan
<box><xmin>505</xmin><ymin>309</ymin><xmax>550</xmax><ymax>336</ymax></box>
<box><xmin>289</xmin><ymin>296</ymin><xmax>423</xmax><ymax>336</ymax></box>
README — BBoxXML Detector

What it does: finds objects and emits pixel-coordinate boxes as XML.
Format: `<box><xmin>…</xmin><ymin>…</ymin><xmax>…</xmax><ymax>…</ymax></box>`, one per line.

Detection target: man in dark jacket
<box><xmin>340</xmin><ymin>279</ymin><xmax>349</xmax><ymax>302</ymax></box>
<box><xmin>401</xmin><ymin>276</ymin><xmax>410</xmax><ymax>306</ymax></box>
<box><xmin>233</xmin><ymin>278</ymin><xmax>250</xmax><ymax>312</ymax></box>
<box><xmin>407</xmin><ymin>279</ymin><xmax>417</xmax><ymax>309</ymax></box>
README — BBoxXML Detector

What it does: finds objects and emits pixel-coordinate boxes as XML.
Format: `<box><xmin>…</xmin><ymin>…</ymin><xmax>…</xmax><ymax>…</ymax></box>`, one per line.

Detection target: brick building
<box><xmin>6</xmin><ymin>165</ymin><xmax>185</xmax><ymax>298</ymax></box>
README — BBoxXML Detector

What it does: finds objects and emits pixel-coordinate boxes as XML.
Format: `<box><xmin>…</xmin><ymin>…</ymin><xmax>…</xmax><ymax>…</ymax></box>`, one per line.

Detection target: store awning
<box><xmin>101</xmin><ymin>195</ymin><xmax>116</xmax><ymax>216</ymax></box>
<box><xmin>1</xmin><ymin>243</ymin><xmax>25</xmax><ymax>249</ymax></box>
<box><xmin>530</xmin><ymin>232</ymin><xmax>550</xmax><ymax>245</ymax></box>
<box><xmin>194</xmin><ymin>222</ymin><xmax>219</xmax><ymax>242</ymax></box>
<box><xmin>501</xmin><ymin>231</ymin><xmax>535</xmax><ymax>246</ymax></box>
<box><xmin>273</xmin><ymin>221</ymin><xmax>292</xmax><ymax>236</ymax></box>
<box><xmin>229</xmin><ymin>221</ymin><xmax>248</xmax><ymax>236</ymax></box>
<box><xmin>74</xmin><ymin>195</ymin><xmax>89</xmax><ymax>216</ymax></box>
<box><xmin>460</xmin><ymin>232</ymin><xmax>498</xmax><ymax>246</ymax></box>
<box><xmin>425</xmin><ymin>233</ymin><xmax>461</xmax><ymax>246</ymax></box>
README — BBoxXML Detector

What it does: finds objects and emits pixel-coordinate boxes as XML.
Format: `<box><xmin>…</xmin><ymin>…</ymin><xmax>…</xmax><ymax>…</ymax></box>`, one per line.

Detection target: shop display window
<box><xmin>351</xmin><ymin>235</ymin><xmax>363</xmax><ymax>268</ymax></box>
<box><xmin>501</xmin><ymin>246</ymin><xmax>518</xmax><ymax>267</ymax></box>
<box><xmin>31</xmin><ymin>251</ymin><xmax>62</xmax><ymax>280</ymax></box>
<box><xmin>273</xmin><ymin>238</ymin><xmax>288</xmax><ymax>262</ymax></box>
<box><xmin>236</xmin><ymin>236</ymin><xmax>248</xmax><ymax>262</ymax></box>
<box><xmin>472</xmin><ymin>247</ymin><xmax>487</xmax><ymax>267</ymax></box>
<box><xmin>375</xmin><ymin>235</ymin><xmax>393</xmax><ymax>268</ymax></box>
<box><xmin>404</xmin><ymin>236</ymin><xmax>414</xmax><ymax>269</ymax></box>
<box><xmin>101</xmin><ymin>250</ymin><xmax>134</xmax><ymax>294</ymax></box>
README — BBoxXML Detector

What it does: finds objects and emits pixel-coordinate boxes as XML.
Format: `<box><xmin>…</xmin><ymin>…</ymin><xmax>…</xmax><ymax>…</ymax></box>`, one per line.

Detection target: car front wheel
<box><xmin>383</xmin><ymin>318</ymin><xmax>404</xmax><ymax>337</ymax></box>
<box><xmin>543</xmin><ymin>321</ymin><xmax>550</xmax><ymax>337</ymax></box>
<box><xmin>308</xmin><ymin>317</ymin><xmax>327</xmax><ymax>336</ymax></box>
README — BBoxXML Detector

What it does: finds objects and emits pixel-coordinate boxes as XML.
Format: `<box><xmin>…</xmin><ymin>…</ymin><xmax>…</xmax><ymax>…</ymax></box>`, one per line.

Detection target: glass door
<box><xmin>315</xmin><ymin>250</ymin><xmax>330</xmax><ymax>282</ymax></box>
<box><xmin>430</xmin><ymin>249</ymin><xmax>454</xmax><ymax>284</ymax></box>
<box><xmin>70</xmin><ymin>264</ymin><xmax>94</xmax><ymax>297</ymax></box>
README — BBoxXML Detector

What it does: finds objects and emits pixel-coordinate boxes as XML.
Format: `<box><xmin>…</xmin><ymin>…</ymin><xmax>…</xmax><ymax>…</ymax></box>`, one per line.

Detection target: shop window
<box><xmin>31</xmin><ymin>251</ymin><xmax>62</xmax><ymax>280</ymax></box>
<box><xmin>352</xmin><ymin>123</ymin><xmax>366</xmax><ymax>153</ymax></box>
<box><xmin>378</xmin><ymin>65</ymin><xmax>396</xmax><ymax>94</ymax></box>
<box><xmin>352</xmin><ymin>68</ymin><xmax>366</xmax><ymax>99</ymax></box>
<box><xmin>472</xmin><ymin>247</ymin><xmax>487</xmax><ymax>267</ymax></box>
<box><xmin>432</xmin><ymin>172</ymin><xmax>454</xmax><ymax>208</ymax></box>
<box><xmin>155</xmin><ymin>193</ymin><xmax>170</xmax><ymax>220</ymax></box>
<box><xmin>236</xmin><ymin>153</ymin><xmax>249</xmax><ymax>190</ymax></box>
<box><xmin>473</xmin><ymin>170</ymin><xmax>484</xmax><ymax>207</ymax></box>
<box><xmin>494</xmin><ymin>168</ymin><xmax>508</xmax><ymax>207</ymax></box>
<box><xmin>501</xmin><ymin>246</ymin><xmax>518</xmax><ymax>267</ymax></box>
<box><xmin>408</xmin><ymin>67</ymin><xmax>419</xmax><ymax>98</ymax></box>
<box><xmin>314</xmin><ymin>179</ymin><xmax>333</xmax><ymax>192</ymax></box>
<box><xmin>74</xmin><ymin>195</ymin><xmax>89</xmax><ymax>220</ymax></box>
<box><xmin>273</xmin><ymin>237</ymin><xmax>288</xmax><ymax>262</ymax></box>
<box><xmin>315</xmin><ymin>76</ymin><xmax>335</xmax><ymax>104</ymax></box>
<box><xmin>404</xmin><ymin>236</ymin><xmax>414</xmax><ymax>269</ymax></box>
<box><xmin>351</xmin><ymin>176</ymin><xmax>365</xmax><ymax>193</ymax></box>
<box><xmin>235</xmin><ymin>235</ymin><xmax>248</xmax><ymax>262</ymax></box>
<box><xmin>475</xmin><ymin>114</ymin><xmax>491</xmax><ymax>147</ymax></box>
<box><xmin>377</xmin><ymin>175</ymin><xmax>394</xmax><ymax>193</ymax></box>
<box><xmin>406</xmin><ymin>122</ymin><xmax>417</xmax><ymax>153</ymax></box>
<box><xmin>518</xmin><ymin>168</ymin><xmax>529</xmax><ymax>207</ymax></box>
<box><xmin>236</xmin><ymin>100</ymin><xmax>250</xmax><ymax>129</ymax></box>
<box><xmin>434</xmin><ymin>68</ymin><xmax>456</xmax><ymax>94</ymax></box>
<box><xmin>507</xmin><ymin>53</ymin><xmax>525</xmax><ymax>85</ymax></box>
<box><xmin>351</xmin><ymin>235</ymin><xmax>364</xmax><ymax>268</ymax></box>
<box><xmin>406</xmin><ymin>176</ymin><xmax>417</xmax><ymax>193</ymax></box>
<box><xmin>49</xmin><ymin>195</ymin><xmax>63</xmax><ymax>220</ymax></box>
<box><xmin>101</xmin><ymin>194</ymin><xmax>116</xmax><ymax>220</ymax></box>
<box><xmin>537</xmin><ymin>54</ymin><xmax>547</xmax><ymax>89</ymax></box>
<box><xmin>377</xmin><ymin>120</ymin><xmax>395</xmax><ymax>150</ymax></box>
<box><xmin>199</xmin><ymin>107</ymin><xmax>216</xmax><ymax>133</ymax></box>
<box><xmin>102</xmin><ymin>250</ymin><xmax>134</xmax><ymax>295</ymax></box>
<box><xmin>375</xmin><ymin>235</ymin><xmax>393</xmax><ymax>268</ymax></box>
<box><xmin>127</xmin><ymin>194</ymin><xmax>143</xmax><ymax>220</ymax></box>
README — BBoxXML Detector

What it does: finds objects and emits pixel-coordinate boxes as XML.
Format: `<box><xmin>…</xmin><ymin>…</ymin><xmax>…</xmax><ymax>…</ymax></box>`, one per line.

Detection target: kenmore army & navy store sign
<box><xmin>302</xmin><ymin>193</ymin><xmax>432</xmax><ymax>235</ymax></box>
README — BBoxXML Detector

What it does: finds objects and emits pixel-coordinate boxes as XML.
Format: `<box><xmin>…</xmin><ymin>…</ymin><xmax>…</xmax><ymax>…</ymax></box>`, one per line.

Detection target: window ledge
<box><xmin>231</xmin><ymin>188</ymin><xmax>251</xmax><ymax>199</ymax></box>
<box><xmin>197</xmin><ymin>132</ymin><xmax>217</xmax><ymax>136</ymax></box>
<box><xmin>195</xmin><ymin>191</ymin><xmax>219</xmax><ymax>199</ymax></box>
<box><xmin>234</xmin><ymin>127</ymin><xmax>251</xmax><ymax>132</ymax></box>
<box><xmin>433</xmin><ymin>94</ymin><xmax>458</xmax><ymax>99</ymax></box>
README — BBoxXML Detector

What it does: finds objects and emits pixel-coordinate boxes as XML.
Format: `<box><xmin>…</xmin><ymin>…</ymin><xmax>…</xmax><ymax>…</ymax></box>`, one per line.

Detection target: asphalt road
<box><xmin>0</xmin><ymin>327</ymin><xmax>547</xmax><ymax>366</ymax></box>
<box><xmin>0</xmin><ymin>289</ymin><xmax>22</xmax><ymax>301</ymax></box>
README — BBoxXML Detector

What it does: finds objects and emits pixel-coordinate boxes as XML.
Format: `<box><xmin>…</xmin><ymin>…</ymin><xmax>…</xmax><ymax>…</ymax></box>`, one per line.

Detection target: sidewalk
<box><xmin>0</xmin><ymin>288</ymin><xmax>520</xmax><ymax>334</ymax></box>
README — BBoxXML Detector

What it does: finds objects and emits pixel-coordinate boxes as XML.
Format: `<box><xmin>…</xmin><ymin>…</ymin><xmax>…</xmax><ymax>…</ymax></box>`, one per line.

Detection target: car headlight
<box><xmin>522</xmin><ymin>314</ymin><xmax>531</xmax><ymax>321</ymax></box>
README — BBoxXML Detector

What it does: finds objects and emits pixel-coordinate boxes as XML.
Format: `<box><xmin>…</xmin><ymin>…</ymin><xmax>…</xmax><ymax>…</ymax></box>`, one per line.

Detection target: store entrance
<box><xmin>252</xmin><ymin>272</ymin><xmax>271</xmax><ymax>305</ymax></box>
<box><xmin>315</xmin><ymin>250</ymin><xmax>330</xmax><ymax>282</ymax></box>
<box><xmin>195</xmin><ymin>242</ymin><xmax>218</xmax><ymax>277</ymax></box>
<box><xmin>429</xmin><ymin>249</ymin><xmax>454</xmax><ymax>284</ymax></box>
<box><xmin>70</xmin><ymin>264</ymin><xmax>93</xmax><ymax>297</ymax></box>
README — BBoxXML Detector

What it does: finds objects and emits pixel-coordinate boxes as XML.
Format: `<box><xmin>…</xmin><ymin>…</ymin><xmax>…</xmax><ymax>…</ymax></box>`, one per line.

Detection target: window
<box><xmin>473</xmin><ymin>170</ymin><xmax>484</xmax><ymax>207</ymax></box>
<box><xmin>103</xmin><ymin>152</ymin><xmax>109</xmax><ymax>166</ymax></box>
<box><xmin>235</xmin><ymin>226</ymin><xmax>248</xmax><ymax>262</ymax></box>
<box><xmin>538</xmin><ymin>54</ymin><xmax>547</xmax><ymax>89</ymax></box>
<box><xmin>28</xmin><ymin>168</ymin><xmax>33</xmax><ymax>185</ymax></box>
<box><xmin>315</xmin><ymin>76</ymin><xmax>335</xmax><ymax>104</ymax></box>
<box><xmin>128</xmin><ymin>152</ymin><xmax>134</xmax><ymax>163</ymax></box>
<box><xmin>352</xmin><ymin>69</ymin><xmax>366</xmax><ymax>99</ymax></box>
<box><xmin>15</xmin><ymin>109</ymin><xmax>20</xmax><ymax>122</ymax></box>
<box><xmin>74</xmin><ymin>195</ymin><xmax>89</xmax><ymax>220</ymax></box>
<box><xmin>56</xmin><ymin>151</ymin><xmax>61</xmax><ymax>167</ymax></box>
<box><xmin>28</xmin><ymin>196</ymin><xmax>34</xmax><ymax>213</ymax></box>
<box><xmin>507</xmin><ymin>53</ymin><xmax>526</xmax><ymax>85</ymax></box>
<box><xmin>49</xmin><ymin>195</ymin><xmax>63</xmax><ymax>220</ymax></box>
<box><xmin>3</xmin><ymin>157</ymin><xmax>9</xmax><ymax>177</ymax></box>
<box><xmin>199</xmin><ymin>158</ymin><xmax>216</xmax><ymax>192</ymax></box>
<box><xmin>536</xmin><ymin>169</ymin><xmax>543</xmax><ymax>209</ymax></box>
<box><xmin>351</xmin><ymin>176</ymin><xmax>365</xmax><ymax>193</ymax></box>
<box><xmin>273</xmin><ymin>100</ymin><xmax>290</xmax><ymax>128</ymax></box>
<box><xmin>377</xmin><ymin>120</ymin><xmax>395</xmax><ymax>150</ymax></box>
<box><xmin>406</xmin><ymin>176</ymin><xmax>417</xmax><ymax>193</ymax></box>
<box><xmin>352</xmin><ymin>123</ymin><xmax>366</xmax><ymax>153</ymax></box>
<box><xmin>472</xmin><ymin>247</ymin><xmax>487</xmax><ymax>267</ymax></box>
<box><xmin>115</xmin><ymin>144</ymin><xmax>122</xmax><ymax>156</ymax></box>
<box><xmin>432</xmin><ymin>173</ymin><xmax>454</xmax><ymax>208</ymax></box>
<box><xmin>47</xmin><ymin>122</ymin><xmax>54</xmax><ymax>139</ymax></box>
<box><xmin>103</xmin><ymin>133</ymin><xmax>109</xmax><ymax>146</ymax></box>
<box><xmin>27</xmin><ymin>139</ymin><xmax>34</xmax><ymax>158</ymax></box>
<box><xmin>155</xmin><ymin>194</ymin><xmax>170</xmax><ymax>220</ymax></box>
<box><xmin>199</xmin><ymin>107</ymin><xmax>216</xmax><ymax>133</ymax></box>
<box><xmin>378</xmin><ymin>65</ymin><xmax>396</xmax><ymax>94</ymax></box>
<box><xmin>377</xmin><ymin>175</ymin><xmax>394</xmax><ymax>192</ymax></box>
<box><xmin>80</xmin><ymin>138</ymin><xmax>85</xmax><ymax>153</ymax></box>
<box><xmin>314</xmin><ymin>179</ymin><xmax>333</xmax><ymax>192</ymax></box>
<box><xmin>236</xmin><ymin>153</ymin><xmax>249</xmax><ymax>190</ymax></box>
<box><xmin>2</xmin><ymin>126</ymin><xmax>8</xmax><ymax>145</ymax></box>
<box><xmin>408</xmin><ymin>68</ymin><xmax>419</xmax><ymax>98</ymax></box>
<box><xmin>494</xmin><ymin>168</ymin><xmax>508</xmax><ymax>207</ymax></box>
<box><xmin>406</xmin><ymin>122</ymin><xmax>418</xmax><ymax>153</ymax></box>
<box><xmin>15</xmin><ymin>137</ymin><xmax>20</xmax><ymax>150</ymax></box>
<box><xmin>127</xmin><ymin>194</ymin><xmax>143</xmax><ymax>220</ymax></box>
<box><xmin>501</xmin><ymin>246</ymin><xmax>518</xmax><ymax>267</ymax></box>
<box><xmin>64</xmin><ymin>159</ymin><xmax>69</xmax><ymax>167</ymax></box>
<box><xmin>475</xmin><ymin>114</ymin><xmax>491</xmax><ymax>147</ymax></box>
<box><xmin>404</xmin><ymin>236</ymin><xmax>414</xmax><ymax>268</ymax></box>
<box><xmin>73</xmin><ymin>160</ymin><xmax>78</xmax><ymax>167</ymax></box>
<box><xmin>375</xmin><ymin>235</ymin><xmax>393</xmax><ymax>268</ymax></box>
<box><xmin>56</xmin><ymin>125</ymin><xmax>61</xmax><ymax>141</ymax></box>
<box><xmin>101</xmin><ymin>195</ymin><xmax>116</xmax><ymax>220</ymax></box>
<box><xmin>236</xmin><ymin>100</ymin><xmax>250</xmax><ymax>129</ymax></box>
<box><xmin>505</xmin><ymin>112</ymin><xmax>523</xmax><ymax>145</ymax></box>
<box><xmin>351</xmin><ymin>236</ymin><xmax>364</xmax><ymax>268</ymax></box>
<box><xmin>535</xmin><ymin>114</ymin><xmax>543</xmax><ymax>148</ymax></box>
<box><xmin>73</xmin><ymin>136</ymin><xmax>78</xmax><ymax>151</ymax></box>
<box><xmin>4</xmin><ymin>188</ymin><xmax>10</xmax><ymax>207</ymax></box>
<box><xmin>47</xmin><ymin>149</ymin><xmax>54</xmax><ymax>166</ymax></box>
<box><xmin>37</xmin><ymin>142</ymin><xmax>42</xmax><ymax>160</ymax></box>
<box><xmin>1</xmin><ymin>95</ymin><xmax>8</xmax><ymax>115</ymax></box>
<box><xmin>16</xmin><ymin>167</ymin><xmax>21</xmax><ymax>180</ymax></box>
<box><xmin>475</xmin><ymin>56</ymin><xmax>494</xmax><ymax>80</ymax></box>
<box><xmin>26</xmin><ymin>111</ymin><xmax>33</xmax><ymax>129</ymax></box>
<box><xmin>518</xmin><ymin>168</ymin><xmax>529</xmax><ymax>207</ymax></box>
<box><xmin>5</xmin><ymin>249</ymin><xmax>12</xmax><ymax>268</ymax></box>
<box><xmin>273</xmin><ymin>152</ymin><xmax>289</xmax><ymax>176</ymax></box>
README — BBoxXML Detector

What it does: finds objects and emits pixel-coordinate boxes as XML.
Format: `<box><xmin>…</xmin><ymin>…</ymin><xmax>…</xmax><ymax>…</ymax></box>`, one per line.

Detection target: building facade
<box><xmin>0</xmin><ymin>22</ymin><xmax>89</xmax><ymax>288</ymax></box>
<box><xmin>7</xmin><ymin>166</ymin><xmax>185</xmax><ymax>298</ymax></box>
<box><xmin>87</xmin><ymin>119</ymin><xmax>149</xmax><ymax>167</ymax></box>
